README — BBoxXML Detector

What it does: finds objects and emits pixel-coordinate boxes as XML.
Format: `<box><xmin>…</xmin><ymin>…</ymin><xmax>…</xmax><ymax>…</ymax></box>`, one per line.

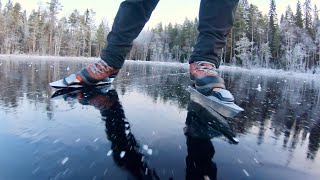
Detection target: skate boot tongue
<box><xmin>211</xmin><ymin>89</ymin><xmax>234</xmax><ymax>102</ymax></box>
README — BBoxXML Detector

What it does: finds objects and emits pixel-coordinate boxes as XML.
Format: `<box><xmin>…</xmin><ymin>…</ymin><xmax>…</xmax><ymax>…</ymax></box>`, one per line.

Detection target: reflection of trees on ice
<box><xmin>1</xmin><ymin>59</ymin><xmax>320</xmax><ymax>161</ymax></box>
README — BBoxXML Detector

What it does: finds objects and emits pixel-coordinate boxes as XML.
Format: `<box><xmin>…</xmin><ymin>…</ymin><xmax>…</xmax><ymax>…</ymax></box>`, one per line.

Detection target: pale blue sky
<box><xmin>11</xmin><ymin>0</ymin><xmax>320</xmax><ymax>27</ymax></box>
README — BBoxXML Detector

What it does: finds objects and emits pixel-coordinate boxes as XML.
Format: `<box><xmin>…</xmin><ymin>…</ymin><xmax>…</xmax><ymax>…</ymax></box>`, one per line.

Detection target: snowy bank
<box><xmin>219</xmin><ymin>65</ymin><xmax>320</xmax><ymax>80</ymax></box>
<box><xmin>0</xmin><ymin>54</ymin><xmax>319</xmax><ymax>80</ymax></box>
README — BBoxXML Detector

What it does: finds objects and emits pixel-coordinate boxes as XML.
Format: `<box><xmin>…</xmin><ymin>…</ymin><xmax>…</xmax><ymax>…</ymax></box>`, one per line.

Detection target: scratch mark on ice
<box><xmin>61</xmin><ymin>157</ymin><xmax>69</xmax><ymax>165</ymax></box>
<box><xmin>243</xmin><ymin>169</ymin><xmax>250</xmax><ymax>177</ymax></box>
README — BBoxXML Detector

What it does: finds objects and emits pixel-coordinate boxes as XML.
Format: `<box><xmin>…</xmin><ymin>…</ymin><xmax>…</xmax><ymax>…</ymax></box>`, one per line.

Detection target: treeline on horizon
<box><xmin>0</xmin><ymin>0</ymin><xmax>319</xmax><ymax>73</ymax></box>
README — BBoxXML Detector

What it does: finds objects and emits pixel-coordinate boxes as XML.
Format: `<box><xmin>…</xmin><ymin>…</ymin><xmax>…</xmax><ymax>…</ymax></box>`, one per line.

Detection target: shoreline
<box><xmin>0</xmin><ymin>54</ymin><xmax>319</xmax><ymax>79</ymax></box>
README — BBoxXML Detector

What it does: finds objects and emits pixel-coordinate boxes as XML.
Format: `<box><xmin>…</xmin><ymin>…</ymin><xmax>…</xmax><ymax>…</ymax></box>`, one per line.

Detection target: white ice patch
<box><xmin>256</xmin><ymin>84</ymin><xmax>262</xmax><ymax>92</ymax></box>
<box><xmin>120</xmin><ymin>151</ymin><xmax>126</xmax><ymax>158</ymax></box>
<box><xmin>75</xmin><ymin>138</ymin><xmax>80</xmax><ymax>143</ymax></box>
<box><xmin>147</xmin><ymin>149</ymin><xmax>153</xmax><ymax>155</ymax></box>
<box><xmin>107</xmin><ymin>150</ymin><xmax>113</xmax><ymax>156</ymax></box>
<box><xmin>143</xmin><ymin>145</ymin><xmax>149</xmax><ymax>151</ymax></box>
<box><xmin>61</xmin><ymin>157</ymin><xmax>69</xmax><ymax>165</ymax></box>
<box><xmin>94</xmin><ymin>138</ymin><xmax>99</xmax><ymax>142</ymax></box>
<box><xmin>125</xmin><ymin>130</ymin><xmax>130</xmax><ymax>136</ymax></box>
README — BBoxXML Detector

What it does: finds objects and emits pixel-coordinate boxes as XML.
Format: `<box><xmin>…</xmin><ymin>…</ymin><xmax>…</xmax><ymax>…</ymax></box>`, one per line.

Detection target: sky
<box><xmin>9</xmin><ymin>0</ymin><xmax>320</xmax><ymax>28</ymax></box>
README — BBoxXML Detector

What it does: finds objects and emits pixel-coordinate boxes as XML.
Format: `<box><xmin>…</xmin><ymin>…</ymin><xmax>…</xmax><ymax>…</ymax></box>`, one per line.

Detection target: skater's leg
<box><xmin>77</xmin><ymin>0</ymin><xmax>159</xmax><ymax>85</ymax></box>
<box><xmin>189</xmin><ymin>0</ymin><xmax>239</xmax><ymax>93</ymax></box>
<box><xmin>101</xmin><ymin>0</ymin><xmax>160</xmax><ymax>69</ymax></box>
<box><xmin>190</xmin><ymin>0</ymin><xmax>239</xmax><ymax>68</ymax></box>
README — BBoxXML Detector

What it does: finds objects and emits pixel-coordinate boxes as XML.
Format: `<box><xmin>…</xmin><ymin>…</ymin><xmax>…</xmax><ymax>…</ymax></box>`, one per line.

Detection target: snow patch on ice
<box><xmin>147</xmin><ymin>149</ymin><xmax>153</xmax><ymax>155</ymax></box>
<box><xmin>107</xmin><ymin>150</ymin><xmax>113</xmax><ymax>156</ymax></box>
<box><xmin>120</xmin><ymin>151</ymin><xmax>126</xmax><ymax>158</ymax></box>
<box><xmin>143</xmin><ymin>145</ymin><xmax>149</xmax><ymax>151</ymax></box>
<box><xmin>256</xmin><ymin>84</ymin><xmax>262</xmax><ymax>92</ymax></box>
<box><xmin>125</xmin><ymin>130</ymin><xmax>130</xmax><ymax>136</ymax></box>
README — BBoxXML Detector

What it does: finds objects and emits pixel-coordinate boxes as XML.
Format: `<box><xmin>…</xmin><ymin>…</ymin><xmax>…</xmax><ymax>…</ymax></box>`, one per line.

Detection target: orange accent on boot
<box><xmin>212</xmin><ymin>88</ymin><xmax>222</xmax><ymax>91</ymax></box>
<box><xmin>76</xmin><ymin>75</ymin><xmax>83</xmax><ymax>83</ymax></box>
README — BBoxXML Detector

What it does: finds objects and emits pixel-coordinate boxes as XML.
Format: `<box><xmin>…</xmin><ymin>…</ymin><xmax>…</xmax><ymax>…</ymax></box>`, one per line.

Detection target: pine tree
<box><xmin>28</xmin><ymin>10</ymin><xmax>40</xmax><ymax>54</ymax></box>
<box><xmin>234</xmin><ymin>0</ymin><xmax>249</xmax><ymax>39</ymax></box>
<box><xmin>281</xmin><ymin>6</ymin><xmax>297</xmax><ymax>70</ymax></box>
<box><xmin>268</xmin><ymin>0</ymin><xmax>280</xmax><ymax>61</ymax></box>
<box><xmin>6</xmin><ymin>2</ymin><xmax>23</xmax><ymax>53</ymax></box>
<box><xmin>295</xmin><ymin>0</ymin><xmax>303</xmax><ymax>28</ymax></box>
<box><xmin>248</xmin><ymin>5</ymin><xmax>260</xmax><ymax>63</ymax></box>
<box><xmin>315</xmin><ymin>27</ymin><xmax>320</xmax><ymax>64</ymax></box>
<box><xmin>313</xmin><ymin>5</ymin><xmax>319</xmax><ymax>31</ymax></box>
<box><xmin>96</xmin><ymin>21</ymin><xmax>106</xmax><ymax>57</ymax></box>
<box><xmin>0</xmin><ymin>0</ymin><xmax>4</xmax><ymax>53</ymax></box>
<box><xmin>47</xmin><ymin>0</ymin><xmax>62</xmax><ymax>55</ymax></box>
<box><xmin>21</xmin><ymin>10</ymin><xmax>29</xmax><ymax>53</ymax></box>
<box><xmin>68</xmin><ymin>9</ymin><xmax>81</xmax><ymax>56</ymax></box>
<box><xmin>304</xmin><ymin>0</ymin><xmax>313</xmax><ymax>35</ymax></box>
<box><xmin>54</xmin><ymin>17</ymin><xmax>67</xmax><ymax>56</ymax></box>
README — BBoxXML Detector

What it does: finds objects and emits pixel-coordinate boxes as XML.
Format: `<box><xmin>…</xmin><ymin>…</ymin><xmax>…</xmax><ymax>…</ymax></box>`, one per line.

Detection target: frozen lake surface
<box><xmin>0</xmin><ymin>57</ymin><xmax>320</xmax><ymax>180</ymax></box>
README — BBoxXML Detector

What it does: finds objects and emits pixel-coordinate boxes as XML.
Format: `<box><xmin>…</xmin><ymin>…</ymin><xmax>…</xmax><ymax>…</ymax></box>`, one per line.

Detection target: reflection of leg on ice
<box><xmin>99</xmin><ymin>90</ymin><xmax>160</xmax><ymax>179</ymax></box>
<box><xmin>185</xmin><ymin>135</ymin><xmax>217</xmax><ymax>180</ymax></box>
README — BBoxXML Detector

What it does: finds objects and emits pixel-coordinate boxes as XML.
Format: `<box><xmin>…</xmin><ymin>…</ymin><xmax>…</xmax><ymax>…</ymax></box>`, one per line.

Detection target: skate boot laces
<box><xmin>89</xmin><ymin>60</ymin><xmax>112</xmax><ymax>77</ymax></box>
<box><xmin>195</xmin><ymin>61</ymin><xmax>218</xmax><ymax>75</ymax></box>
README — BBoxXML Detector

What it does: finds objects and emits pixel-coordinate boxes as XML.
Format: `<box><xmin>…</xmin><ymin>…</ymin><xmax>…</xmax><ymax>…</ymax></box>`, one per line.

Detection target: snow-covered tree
<box><xmin>261</xmin><ymin>42</ymin><xmax>272</xmax><ymax>68</ymax></box>
<box><xmin>291</xmin><ymin>43</ymin><xmax>306</xmax><ymax>71</ymax></box>
<box><xmin>236</xmin><ymin>35</ymin><xmax>253</xmax><ymax>67</ymax></box>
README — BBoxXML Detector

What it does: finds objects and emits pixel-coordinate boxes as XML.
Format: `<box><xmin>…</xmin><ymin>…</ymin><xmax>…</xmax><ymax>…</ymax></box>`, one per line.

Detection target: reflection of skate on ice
<box><xmin>185</xmin><ymin>100</ymin><xmax>239</xmax><ymax>144</ymax></box>
<box><xmin>49</xmin><ymin>74</ymin><xmax>114</xmax><ymax>89</ymax></box>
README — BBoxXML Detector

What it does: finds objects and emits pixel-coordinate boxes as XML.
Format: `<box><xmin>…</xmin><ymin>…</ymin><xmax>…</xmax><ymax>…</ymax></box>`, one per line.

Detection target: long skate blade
<box><xmin>188</xmin><ymin>86</ymin><xmax>244</xmax><ymax>118</ymax></box>
<box><xmin>49</xmin><ymin>76</ymin><xmax>114</xmax><ymax>89</ymax></box>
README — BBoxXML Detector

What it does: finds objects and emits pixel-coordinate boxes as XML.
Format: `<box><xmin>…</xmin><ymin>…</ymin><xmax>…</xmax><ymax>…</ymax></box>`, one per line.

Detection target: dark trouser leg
<box><xmin>190</xmin><ymin>0</ymin><xmax>239</xmax><ymax>68</ymax></box>
<box><xmin>101</xmin><ymin>0</ymin><xmax>159</xmax><ymax>69</ymax></box>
